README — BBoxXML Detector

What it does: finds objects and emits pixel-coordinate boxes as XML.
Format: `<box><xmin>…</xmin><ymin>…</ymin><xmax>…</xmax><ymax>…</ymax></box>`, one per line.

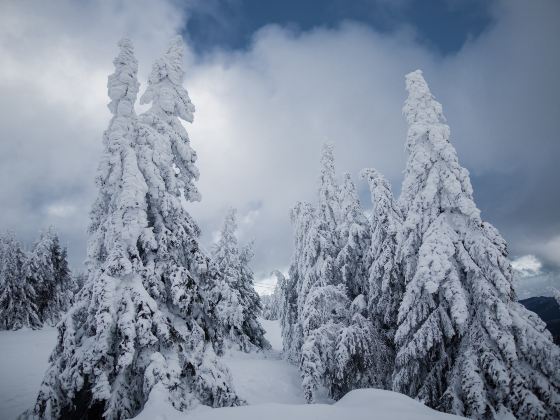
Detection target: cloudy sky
<box><xmin>0</xmin><ymin>0</ymin><xmax>558</xmax><ymax>296</ymax></box>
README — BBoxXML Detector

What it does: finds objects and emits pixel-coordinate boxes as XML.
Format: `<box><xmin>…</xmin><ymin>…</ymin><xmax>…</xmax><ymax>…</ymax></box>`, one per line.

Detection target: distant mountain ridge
<box><xmin>519</xmin><ymin>296</ymin><xmax>560</xmax><ymax>345</ymax></box>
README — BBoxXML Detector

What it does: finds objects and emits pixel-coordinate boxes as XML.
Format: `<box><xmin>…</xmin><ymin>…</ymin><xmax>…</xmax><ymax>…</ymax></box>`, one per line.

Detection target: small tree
<box><xmin>261</xmin><ymin>271</ymin><xmax>284</xmax><ymax>320</ymax></box>
<box><xmin>27</xmin><ymin>227</ymin><xmax>74</xmax><ymax>325</ymax></box>
<box><xmin>0</xmin><ymin>232</ymin><xmax>41</xmax><ymax>330</ymax></box>
<box><xmin>211</xmin><ymin>208</ymin><xmax>268</xmax><ymax>352</ymax></box>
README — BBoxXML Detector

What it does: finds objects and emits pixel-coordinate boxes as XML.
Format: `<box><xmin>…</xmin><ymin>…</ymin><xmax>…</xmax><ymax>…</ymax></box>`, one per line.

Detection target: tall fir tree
<box><xmin>394</xmin><ymin>70</ymin><xmax>560</xmax><ymax>419</ymax></box>
<box><xmin>315</xmin><ymin>142</ymin><xmax>341</xmax><ymax>287</ymax></box>
<box><xmin>27</xmin><ymin>227</ymin><xmax>74</xmax><ymax>326</ymax></box>
<box><xmin>335</xmin><ymin>173</ymin><xmax>370</xmax><ymax>299</ymax></box>
<box><xmin>296</xmin><ymin>144</ymin><xmax>341</xmax><ymax>321</ymax></box>
<box><xmin>238</xmin><ymin>242</ymin><xmax>269</xmax><ymax>348</ymax></box>
<box><xmin>0</xmin><ymin>232</ymin><xmax>41</xmax><ymax>330</ymax></box>
<box><xmin>28</xmin><ymin>38</ymin><xmax>240</xmax><ymax>420</ymax></box>
<box><xmin>211</xmin><ymin>208</ymin><xmax>268</xmax><ymax>352</ymax></box>
<box><xmin>281</xmin><ymin>201</ymin><xmax>316</xmax><ymax>363</ymax></box>
<box><xmin>361</xmin><ymin>168</ymin><xmax>404</xmax><ymax>340</ymax></box>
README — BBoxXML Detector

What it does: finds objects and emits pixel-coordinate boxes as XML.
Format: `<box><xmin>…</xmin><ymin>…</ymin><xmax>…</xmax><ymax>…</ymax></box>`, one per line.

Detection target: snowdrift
<box><xmin>135</xmin><ymin>385</ymin><xmax>462</xmax><ymax>420</ymax></box>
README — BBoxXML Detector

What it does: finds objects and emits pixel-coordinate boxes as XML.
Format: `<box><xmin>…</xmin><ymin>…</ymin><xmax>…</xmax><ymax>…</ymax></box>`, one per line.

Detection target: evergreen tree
<box><xmin>280</xmin><ymin>265</ymin><xmax>301</xmax><ymax>363</ymax></box>
<box><xmin>297</xmin><ymin>146</ymin><xmax>379</xmax><ymax>402</ymax></box>
<box><xmin>0</xmin><ymin>232</ymin><xmax>41</xmax><ymax>330</ymax></box>
<box><xmin>27</xmin><ymin>227</ymin><xmax>74</xmax><ymax>325</ymax></box>
<box><xmin>261</xmin><ymin>270</ymin><xmax>284</xmax><ymax>320</ymax></box>
<box><xmin>28</xmin><ymin>38</ymin><xmax>240</xmax><ymax>420</ymax></box>
<box><xmin>299</xmin><ymin>283</ymin><xmax>348</xmax><ymax>402</ymax></box>
<box><xmin>296</xmin><ymin>144</ymin><xmax>340</xmax><ymax>326</ymax></box>
<box><xmin>361</xmin><ymin>168</ymin><xmax>404</xmax><ymax>340</ymax></box>
<box><xmin>211</xmin><ymin>208</ymin><xmax>268</xmax><ymax>352</ymax></box>
<box><xmin>238</xmin><ymin>242</ymin><xmax>269</xmax><ymax>349</ymax></box>
<box><xmin>281</xmin><ymin>201</ymin><xmax>315</xmax><ymax>363</ymax></box>
<box><xmin>315</xmin><ymin>143</ymin><xmax>341</xmax><ymax>288</ymax></box>
<box><xmin>328</xmin><ymin>171</ymin><xmax>389</xmax><ymax>397</ymax></box>
<box><xmin>335</xmin><ymin>172</ymin><xmax>370</xmax><ymax>299</ymax></box>
<box><xmin>332</xmin><ymin>293</ymin><xmax>389</xmax><ymax>398</ymax></box>
<box><xmin>394</xmin><ymin>70</ymin><xmax>560</xmax><ymax>419</ymax></box>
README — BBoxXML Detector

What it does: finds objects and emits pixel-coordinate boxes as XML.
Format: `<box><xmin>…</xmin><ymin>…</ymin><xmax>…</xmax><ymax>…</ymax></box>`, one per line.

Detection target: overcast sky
<box><xmin>0</xmin><ymin>0</ymin><xmax>558</xmax><ymax>296</ymax></box>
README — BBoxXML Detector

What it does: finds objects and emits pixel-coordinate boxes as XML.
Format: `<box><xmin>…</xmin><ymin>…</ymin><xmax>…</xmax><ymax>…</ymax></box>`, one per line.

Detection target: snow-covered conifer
<box><xmin>297</xmin><ymin>145</ymin><xmax>341</xmax><ymax>319</ymax></box>
<box><xmin>27</xmin><ymin>227</ymin><xmax>74</xmax><ymax>325</ymax></box>
<box><xmin>394</xmin><ymin>70</ymin><xmax>560</xmax><ymax>419</ymax></box>
<box><xmin>332</xmin><ymin>294</ymin><xmax>390</xmax><ymax>398</ymax></box>
<box><xmin>335</xmin><ymin>172</ymin><xmax>370</xmax><ymax>299</ymax></box>
<box><xmin>261</xmin><ymin>271</ymin><xmax>284</xmax><ymax>320</ymax></box>
<box><xmin>299</xmin><ymin>283</ymin><xmax>348</xmax><ymax>402</ymax></box>
<box><xmin>280</xmin><ymin>268</ymin><xmax>300</xmax><ymax>363</ymax></box>
<box><xmin>361</xmin><ymin>168</ymin><xmax>404</xmax><ymax>336</ymax></box>
<box><xmin>211</xmin><ymin>208</ymin><xmax>268</xmax><ymax>352</ymax></box>
<box><xmin>28</xmin><ymin>38</ymin><xmax>240</xmax><ymax>420</ymax></box>
<box><xmin>314</xmin><ymin>143</ymin><xmax>341</xmax><ymax>288</ymax></box>
<box><xmin>281</xmin><ymin>201</ymin><xmax>316</xmax><ymax>363</ymax></box>
<box><xmin>238</xmin><ymin>243</ymin><xmax>269</xmax><ymax>348</ymax></box>
<box><xmin>0</xmin><ymin>232</ymin><xmax>41</xmax><ymax>330</ymax></box>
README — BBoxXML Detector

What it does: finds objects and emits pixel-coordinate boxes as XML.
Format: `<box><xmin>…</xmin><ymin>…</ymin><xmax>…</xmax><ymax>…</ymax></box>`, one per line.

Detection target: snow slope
<box><xmin>223</xmin><ymin>318</ymin><xmax>307</xmax><ymax>405</ymax></box>
<box><xmin>0</xmin><ymin>327</ymin><xmax>57</xmax><ymax>420</ymax></box>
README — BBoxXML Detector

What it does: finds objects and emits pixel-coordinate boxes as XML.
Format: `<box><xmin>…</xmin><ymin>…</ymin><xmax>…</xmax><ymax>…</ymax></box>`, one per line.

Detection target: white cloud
<box><xmin>538</xmin><ymin>235</ymin><xmax>560</xmax><ymax>267</ymax></box>
<box><xmin>511</xmin><ymin>254</ymin><xmax>542</xmax><ymax>276</ymax></box>
<box><xmin>46</xmin><ymin>203</ymin><xmax>77</xmax><ymax>218</ymax></box>
<box><xmin>254</xmin><ymin>269</ymin><xmax>288</xmax><ymax>296</ymax></box>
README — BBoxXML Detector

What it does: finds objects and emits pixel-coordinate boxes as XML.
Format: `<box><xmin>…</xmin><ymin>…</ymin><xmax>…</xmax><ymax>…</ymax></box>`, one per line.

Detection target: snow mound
<box><xmin>135</xmin><ymin>386</ymin><xmax>462</xmax><ymax>420</ymax></box>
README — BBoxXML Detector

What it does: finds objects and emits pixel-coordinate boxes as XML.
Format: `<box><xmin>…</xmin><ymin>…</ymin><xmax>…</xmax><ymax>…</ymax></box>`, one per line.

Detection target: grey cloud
<box><xmin>0</xmin><ymin>0</ymin><xmax>558</xmax><ymax>292</ymax></box>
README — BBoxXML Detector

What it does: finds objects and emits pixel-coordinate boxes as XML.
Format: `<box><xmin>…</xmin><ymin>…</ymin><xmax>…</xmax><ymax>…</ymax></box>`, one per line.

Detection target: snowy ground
<box><xmin>136</xmin><ymin>318</ymin><xmax>462</xmax><ymax>420</ymax></box>
<box><xmin>0</xmin><ymin>327</ymin><xmax>57</xmax><ymax>420</ymax></box>
<box><xmin>222</xmin><ymin>318</ymin><xmax>308</xmax><ymax>405</ymax></box>
<box><xmin>0</xmin><ymin>320</ymin><xmax>462</xmax><ymax>420</ymax></box>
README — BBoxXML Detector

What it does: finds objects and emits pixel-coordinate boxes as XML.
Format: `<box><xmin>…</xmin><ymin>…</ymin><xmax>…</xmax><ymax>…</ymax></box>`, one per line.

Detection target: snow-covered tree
<box><xmin>335</xmin><ymin>173</ymin><xmax>370</xmax><ymax>299</ymax></box>
<box><xmin>73</xmin><ymin>271</ymin><xmax>88</xmax><ymax>292</ymax></box>
<box><xmin>394</xmin><ymin>70</ymin><xmax>560</xmax><ymax>419</ymax></box>
<box><xmin>296</xmin><ymin>144</ymin><xmax>341</xmax><ymax>321</ymax></box>
<box><xmin>361</xmin><ymin>168</ymin><xmax>404</xmax><ymax>338</ymax></box>
<box><xmin>300</xmin><ymin>283</ymin><xmax>349</xmax><ymax>402</ymax></box>
<box><xmin>0</xmin><ymin>232</ymin><xmax>41</xmax><ymax>330</ymax></box>
<box><xmin>261</xmin><ymin>270</ymin><xmax>284</xmax><ymax>320</ymax></box>
<box><xmin>28</xmin><ymin>38</ymin><xmax>240</xmax><ymax>420</ymax></box>
<box><xmin>27</xmin><ymin>227</ymin><xmax>74</xmax><ymax>326</ymax></box>
<box><xmin>314</xmin><ymin>143</ymin><xmax>341</xmax><ymax>288</ymax></box>
<box><xmin>211</xmin><ymin>208</ymin><xmax>268</xmax><ymax>352</ymax></box>
<box><xmin>332</xmin><ymin>294</ymin><xmax>391</xmax><ymax>399</ymax></box>
<box><xmin>280</xmin><ymin>267</ymin><xmax>300</xmax><ymax>363</ymax></box>
<box><xmin>281</xmin><ymin>201</ymin><xmax>316</xmax><ymax>363</ymax></box>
